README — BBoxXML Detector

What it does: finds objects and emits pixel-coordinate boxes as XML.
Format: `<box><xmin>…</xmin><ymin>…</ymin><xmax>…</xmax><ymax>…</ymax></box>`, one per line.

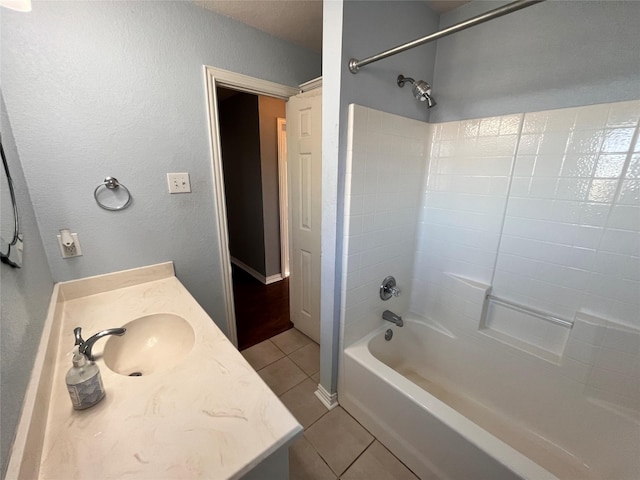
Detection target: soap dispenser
<box><xmin>66</xmin><ymin>346</ymin><xmax>105</xmax><ymax>410</ymax></box>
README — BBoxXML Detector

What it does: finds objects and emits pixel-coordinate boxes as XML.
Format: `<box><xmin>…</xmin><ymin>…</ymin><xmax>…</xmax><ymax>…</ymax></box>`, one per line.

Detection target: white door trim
<box><xmin>203</xmin><ymin>66</ymin><xmax>298</xmax><ymax>347</ymax></box>
<box><xmin>299</xmin><ymin>76</ymin><xmax>322</xmax><ymax>93</ymax></box>
<box><xmin>277</xmin><ymin>118</ymin><xmax>290</xmax><ymax>278</ymax></box>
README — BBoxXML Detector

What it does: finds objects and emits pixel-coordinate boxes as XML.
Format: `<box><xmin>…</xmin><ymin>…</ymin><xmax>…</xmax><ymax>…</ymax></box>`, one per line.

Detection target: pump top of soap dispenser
<box><xmin>71</xmin><ymin>346</ymin><xmax>88</xmax><ymax>368</ymax></box>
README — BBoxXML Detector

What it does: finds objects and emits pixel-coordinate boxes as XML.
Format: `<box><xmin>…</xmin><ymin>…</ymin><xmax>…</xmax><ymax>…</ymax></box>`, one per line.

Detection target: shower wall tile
<box><xmin>601</xmin><ymin>324</ymin><xmax>640</xmax><ymax>355</ymax></box>
<box><xmin>571</xmin><ymin>314</ymin><xmax>607</xmax><ymax>345</ymax></box>
<box><xmin>342</xmin><ymin>100</ymin><xmax>639</xmax><ymax>389</ymax></box>
<box><xmin>564</xmin><ymin>313</ymin><xmax>640</xmax><ymax>414</ymax></box>
<box><xmin>607</xmin><ymin>101</ymin><xmax>640</xmax><ymax>128</ymax></box>
<box><xmin>342</xmin><ymin>105</ymin><xmax>429</xmax><ymax>347</ymax></box>
<box><xmin>492</xmin><ymin>100</ymin><xmax>640</xmax><ymax>327</ymax></box>
<box><xmin>410</xmin><ymin>113</ymin><xmax>524</xmax><ymax>321</ymax></box>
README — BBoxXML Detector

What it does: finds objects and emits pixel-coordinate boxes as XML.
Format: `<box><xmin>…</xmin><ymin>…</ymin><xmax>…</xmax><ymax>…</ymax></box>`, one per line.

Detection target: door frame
<box><xmin>203</xmin><ymin>66</ymin><xmax>298</xmax><ymax>347</ymax></box>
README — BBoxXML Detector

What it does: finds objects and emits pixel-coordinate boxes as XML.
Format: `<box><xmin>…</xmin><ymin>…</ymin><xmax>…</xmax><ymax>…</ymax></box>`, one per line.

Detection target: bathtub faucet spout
<box><xmin>382</xmin><ymin>310</ymin><xmax>403</xmax><ymax>327</ymax></box>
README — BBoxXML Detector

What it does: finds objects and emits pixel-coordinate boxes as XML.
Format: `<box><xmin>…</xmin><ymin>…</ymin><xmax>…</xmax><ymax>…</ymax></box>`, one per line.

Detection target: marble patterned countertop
<box><xmin>7</xmin><ymin>263</ymin><xmax>302</xmax><ymax>479</ymax></box>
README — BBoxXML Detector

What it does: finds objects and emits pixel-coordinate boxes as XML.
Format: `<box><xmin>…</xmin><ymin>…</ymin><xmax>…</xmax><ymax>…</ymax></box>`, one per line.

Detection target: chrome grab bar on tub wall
<box><xmin>486</xmin><ymin>294</ymin><xmax>574</xmax><ymax>329</ymax></box>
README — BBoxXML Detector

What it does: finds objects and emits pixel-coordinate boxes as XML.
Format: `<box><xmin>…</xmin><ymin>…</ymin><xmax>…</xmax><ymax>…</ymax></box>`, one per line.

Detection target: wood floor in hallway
<box><xmin>232</xmin><ymin>264</ymin><xmax>293</xmax><ymax>350</ymax></box>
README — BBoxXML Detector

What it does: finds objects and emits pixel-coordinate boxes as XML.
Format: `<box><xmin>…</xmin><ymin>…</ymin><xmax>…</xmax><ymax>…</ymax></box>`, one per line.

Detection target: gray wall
<box><xmin>219</xmin><ymin>93</ymin><xmax>266</xmax><ymax>275</ymax></box>
<box><xmin>0</xmin><ymin>92</ymin><xmax>54</xmax><ymax>478</ymax></box>
<box><xmin>258</xmin><ymin>96</ymin><xmax>286</xmax><ymax>278</ymax></box>
<box><xmin>431</xmin><ymin>0</ymin><xmax>640</xmax><ymax>122</ymax></box>
<box><xmin>1</xmin><ymin>1</ymin><xmax>320</xmax><ymax>335</ymax></box>
<box><xmin>319</xmin><ymin>0</ymin><xmax>440</xmax><ymax>393</ymax></box>
<box><xmin>341</xmin><ymin>1</ymin><xmax>440</xmax><ymax>124</ymax></box>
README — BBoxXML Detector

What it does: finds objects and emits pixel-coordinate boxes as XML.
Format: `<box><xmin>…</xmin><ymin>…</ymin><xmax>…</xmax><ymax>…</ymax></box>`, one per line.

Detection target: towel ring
<box><xmin>94</xmin><ymin>177</ymin><xmax>132</xmax><ymax>211</ymax></box>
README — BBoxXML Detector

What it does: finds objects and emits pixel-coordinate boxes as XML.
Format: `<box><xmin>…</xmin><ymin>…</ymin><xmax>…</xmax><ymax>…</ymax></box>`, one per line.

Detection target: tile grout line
<box><xmin>300</xmin><ymin>408</ymin><xmax>330</xmax><ymax>431</ymax></box>
<box><xmin>275</xmin><ymin>368</ymin><xmax>318</xmax><ymax>398</ymax></box>
<box><xmin>310</xmin><ymin>435</ymin><xmax>340</xmax><ymax>480</ymax></box>
<box><xmin>595</xmin><ymin>122</ymin><xmax>640</xmax><ymax>246</ymax></box>
<box><xmin>334</xmin><ymin>436</ymin><xmax>376</xmax><ymax>478</ymax></box>
<box><xmin>334</xmin><ymin>408</ymin><xmax>374</xmax><ymax>477</ymax></box>
<box><xmin>243</xmin><ymin>332</ymin><xmax>318</xmax><ymax>371</ymax></box>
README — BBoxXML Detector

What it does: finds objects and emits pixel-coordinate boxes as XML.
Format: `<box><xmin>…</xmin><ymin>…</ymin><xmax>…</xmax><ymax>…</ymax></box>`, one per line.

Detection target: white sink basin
<box><xmin>103</xmin><ymin>313</ymin><xmax>195</xmax><ymax>376</ymax></box>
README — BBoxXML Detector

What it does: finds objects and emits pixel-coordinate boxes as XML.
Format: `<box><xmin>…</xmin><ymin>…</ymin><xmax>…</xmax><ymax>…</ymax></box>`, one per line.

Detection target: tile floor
<box><xmin>241</xmin><ymin>328</ymin><xmax>419</xmax><ymax>480</ymax></box>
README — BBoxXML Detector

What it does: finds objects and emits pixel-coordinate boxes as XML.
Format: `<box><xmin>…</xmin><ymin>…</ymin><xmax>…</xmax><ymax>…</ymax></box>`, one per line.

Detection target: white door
<box><xmin>286</xmin><ymin>87</ymin><xmax>322</xmax><ymax>343</ymax></box>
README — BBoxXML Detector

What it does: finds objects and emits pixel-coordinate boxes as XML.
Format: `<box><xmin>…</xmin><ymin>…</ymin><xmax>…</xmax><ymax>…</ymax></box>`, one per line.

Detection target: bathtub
<box><xmin>340</xmin><ymin>316</ymin><xmax>638</xmax><ymax>480</ymax></box>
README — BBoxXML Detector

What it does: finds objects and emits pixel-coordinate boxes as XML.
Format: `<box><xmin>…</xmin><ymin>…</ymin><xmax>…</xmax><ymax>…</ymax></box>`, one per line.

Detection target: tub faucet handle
<box><xmin>380</xmin><ymin>276</ymin><xmax>400</xmax><ymax>300</ymax></box>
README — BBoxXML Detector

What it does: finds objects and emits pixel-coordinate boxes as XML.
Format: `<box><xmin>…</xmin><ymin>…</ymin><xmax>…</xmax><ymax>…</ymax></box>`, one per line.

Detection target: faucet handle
<box><xmin>73</xmin><ymin>327</ymin><xmax>84</xmax><ymax>347</ymax></box>
<box><xmin>380</xmin><ymin>276</ymin><xmax>401</xmax><ymax>301</ymax></box>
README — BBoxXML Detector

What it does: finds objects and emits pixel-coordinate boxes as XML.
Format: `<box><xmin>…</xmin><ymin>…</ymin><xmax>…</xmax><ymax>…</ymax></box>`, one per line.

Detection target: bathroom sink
<box><xmin>103</xmin><ymin>313</ymin><xmax>195</xmax><ymax>376</ymax></box>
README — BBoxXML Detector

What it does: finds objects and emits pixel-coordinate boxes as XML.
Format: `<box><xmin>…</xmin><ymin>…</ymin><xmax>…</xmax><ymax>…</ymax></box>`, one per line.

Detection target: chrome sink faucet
<box><xmin>382</xmin><ymin>310</ymin><xmax>403</xmax><ymax>327</ymax></box>
<box><xmin>74</xmin><ymin>326</ymin><xmax>126</xmax><ymax>361</ymax></box>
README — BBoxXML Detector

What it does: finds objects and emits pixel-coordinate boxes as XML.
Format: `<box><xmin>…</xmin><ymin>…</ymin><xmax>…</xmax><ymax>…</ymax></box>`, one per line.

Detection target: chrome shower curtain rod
<box><xmin>348</xmin><ymin>0</ymin><xmax>546</xmax><ymax>74</ymax></box>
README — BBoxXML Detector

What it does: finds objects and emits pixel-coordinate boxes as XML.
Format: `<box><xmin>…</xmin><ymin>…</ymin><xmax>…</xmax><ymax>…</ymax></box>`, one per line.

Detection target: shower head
<box><xmin>397</xmin><ymin>74</ymin><xmax>436</xmax><ymax>108</ymax></box>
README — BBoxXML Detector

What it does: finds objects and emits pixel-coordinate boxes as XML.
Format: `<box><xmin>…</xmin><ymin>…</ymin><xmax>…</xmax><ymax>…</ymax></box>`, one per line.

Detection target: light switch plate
<box><xmin>167</xmin><ymin>173</ymin><xmax>191</xmax><ymax>194</ymax></box>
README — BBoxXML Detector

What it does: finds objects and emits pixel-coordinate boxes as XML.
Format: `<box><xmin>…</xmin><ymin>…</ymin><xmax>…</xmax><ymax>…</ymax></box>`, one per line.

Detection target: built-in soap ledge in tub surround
<box><xmin>6</xmin><ymin>262</ymin><xmax>302</xmax><ymax>480</ymax></box>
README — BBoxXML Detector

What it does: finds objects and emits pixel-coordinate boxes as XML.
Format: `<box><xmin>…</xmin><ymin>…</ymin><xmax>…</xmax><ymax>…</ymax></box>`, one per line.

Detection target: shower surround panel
<box><xmin>496</xmin><ymin>101</ymin><xmax>640</xmax><ymax>324</ymax></box>
<box><xmin>411</xmin><ymin>113</ymin><xmax>522</xmax><ymax>319</ymax></box>
<box><xmin>410</xmin><ymin>100</ymin><xmax>640</xmax><ymax>411</ymax></box>
<box><xmin>412</xmin><ymin>100</ymin><xmax>640</xmax><ymax>330</ymax></box>
<box><xmin>339</xmin><ymin>101</ymin><xmax>640</xmax><ymax>479</ymax></box>
<box><xmin>341</xmin><ymin>105</ymin><xmax>429</xmax><ymax>347</ymax></box>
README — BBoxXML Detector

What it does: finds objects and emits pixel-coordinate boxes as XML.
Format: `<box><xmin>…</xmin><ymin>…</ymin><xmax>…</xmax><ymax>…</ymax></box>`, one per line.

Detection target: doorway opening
<box><xmin>216</xmin><ymin>87</ymin><xmax>291</xmax><ymax>349</ymax></box>
<box><xmin>204</xmin><ymin>66</ymin><xmax>322</xmax><ymax>352</ymax></box>
<box><xmin>204</xmin><ymin>67</ymin><xmax>298</xmax><ymax>348</ymax></box>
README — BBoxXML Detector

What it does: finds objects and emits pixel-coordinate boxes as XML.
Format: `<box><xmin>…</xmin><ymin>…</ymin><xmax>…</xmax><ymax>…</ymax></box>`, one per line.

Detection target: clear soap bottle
<box><xmin>66</xmin><ymin>347</ymin><xmax>105</xmax><ymax>410</ymax></box>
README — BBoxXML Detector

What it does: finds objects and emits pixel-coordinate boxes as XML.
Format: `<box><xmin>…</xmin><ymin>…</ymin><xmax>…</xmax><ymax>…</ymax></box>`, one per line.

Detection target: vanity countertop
<box><xmin>7</xmin><ymin>263</ymin><xmax>302</xmax><ymax>479</ymax></box>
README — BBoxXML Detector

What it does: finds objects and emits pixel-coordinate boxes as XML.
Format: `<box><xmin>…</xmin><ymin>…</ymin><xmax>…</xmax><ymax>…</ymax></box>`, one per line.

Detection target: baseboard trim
<box><xmin>265</xmin><ymin>274</ymin><xmax>284</xmax><ymax>285</ymax></box>
<box><xmin>230</xmin><ymin>257</ymin><xmax>283</xmax><ymax>285</ymax></box>
<box><xmin>315</xmin><ymin>384</ymin><xmax>339</xmax><ymax>411</ymax></box>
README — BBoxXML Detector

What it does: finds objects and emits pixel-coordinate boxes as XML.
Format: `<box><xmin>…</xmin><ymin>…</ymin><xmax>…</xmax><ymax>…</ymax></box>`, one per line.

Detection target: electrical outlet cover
<box><xmin>167</xmin><ymin>173</ymin><xmax>191</xmax><ymax>194</ymax></box>
<box><xmin>57</xmin><ymin>233</ymin><xmax>82</xmax><ymax>258</ymax></box>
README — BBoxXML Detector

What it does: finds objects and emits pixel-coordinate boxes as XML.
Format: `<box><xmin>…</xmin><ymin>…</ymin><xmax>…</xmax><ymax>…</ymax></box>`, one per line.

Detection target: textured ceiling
<box><xmin>194</xmin><ymin>1</ymin><xmax>470</xmax><ymax>53</ymax></box>
<box><xmin>195</xmin><ymin>1</ymin><xmax>323</xmax><ymax>53</ymax></box>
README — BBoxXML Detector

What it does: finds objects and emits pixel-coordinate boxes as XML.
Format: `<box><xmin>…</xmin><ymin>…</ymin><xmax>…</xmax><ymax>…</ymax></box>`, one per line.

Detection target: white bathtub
<box><xmin>340</xmin><ymin>317</ymin><xmax>638</xmax><ymax>480</ymax></box>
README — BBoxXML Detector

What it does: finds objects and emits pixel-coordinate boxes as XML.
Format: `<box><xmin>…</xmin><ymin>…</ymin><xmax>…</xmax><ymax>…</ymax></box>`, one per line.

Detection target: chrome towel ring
<box><xmin>94</xmin><ymin>177</ymin><xmax>132</xmax><ymax>211</ymax></box>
